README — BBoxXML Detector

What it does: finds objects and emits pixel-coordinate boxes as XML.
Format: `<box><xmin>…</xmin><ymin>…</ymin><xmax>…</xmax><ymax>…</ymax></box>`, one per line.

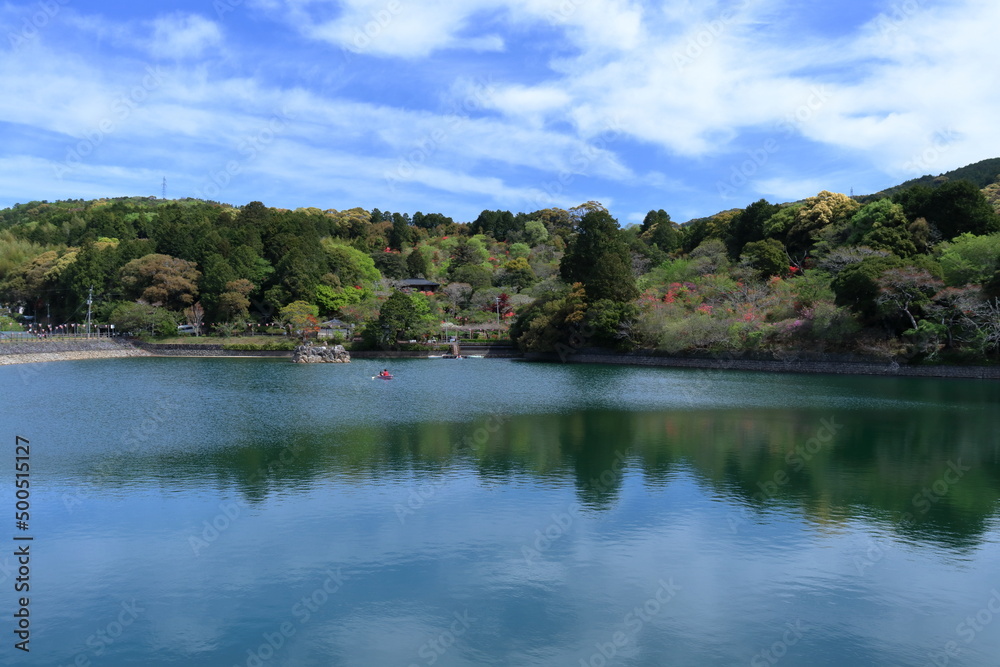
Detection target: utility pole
<box><xmin>86</xmin><ymin>286</ymin><xmax>93</xmax><ymax>338</ymax></box>
<box><xmin>494</xmin><ymin>296</ymin><xmax>500</xmax><ymax>325</ymax></box>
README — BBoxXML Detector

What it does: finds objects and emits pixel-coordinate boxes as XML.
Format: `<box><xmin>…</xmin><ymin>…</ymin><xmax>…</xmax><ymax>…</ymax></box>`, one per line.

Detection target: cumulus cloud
<box><xmin>2</xmin><ymin>0</ymin><xmax>998</xmax><ymax>218</ymax></box>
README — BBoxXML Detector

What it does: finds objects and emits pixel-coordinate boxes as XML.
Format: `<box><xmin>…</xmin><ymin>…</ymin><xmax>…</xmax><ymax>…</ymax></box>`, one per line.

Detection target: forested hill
<box><xmin>1</xmin><ymin>158</ymin><xmax>999</xmax><ymax>363</ymax></box>
<box><xmin>863</xmin><ymin>157</ymin><xmax>1000</xmax><ymax>199</ymax></box>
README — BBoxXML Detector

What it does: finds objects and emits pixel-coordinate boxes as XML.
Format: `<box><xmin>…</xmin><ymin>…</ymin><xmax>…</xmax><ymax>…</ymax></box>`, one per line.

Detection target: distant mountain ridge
<box><xmin>862</xmin><ymin>157</ymin><xmax>1000</xmax><ymax>200</ymax></box>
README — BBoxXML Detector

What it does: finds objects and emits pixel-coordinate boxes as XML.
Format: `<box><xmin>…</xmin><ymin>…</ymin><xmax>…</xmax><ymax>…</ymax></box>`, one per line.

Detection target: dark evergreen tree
<box><xmin>894</xmin><ymin>181</ymin><xmax>1000</xmax><ymax>240</ymax></box>
<box><xmin>406</xmin><ymin>248</ymin><xmax>429</xmax><ymax>278</ymax></box>
<box><xmin>727</xmin><ymin>199</ymin><xmax>781</xmax><ymax>258</ymax></box>
<box><xmin>560</xmin><ymin>207</ymin><xmax>638</xmax><ymax>303</ymax></box>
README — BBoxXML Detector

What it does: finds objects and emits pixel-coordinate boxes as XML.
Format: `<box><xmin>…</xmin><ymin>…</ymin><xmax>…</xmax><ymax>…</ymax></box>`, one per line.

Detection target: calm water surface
<box><xmin>1</xmin><ymin>357</ymin><xmax>999</xmax><ymax>666</ymax></box>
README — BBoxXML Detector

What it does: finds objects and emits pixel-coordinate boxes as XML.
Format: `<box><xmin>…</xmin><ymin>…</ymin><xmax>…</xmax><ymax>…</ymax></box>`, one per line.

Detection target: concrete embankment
<box><xmin>135</xmin><ymin>342</ymin><xmax>292</xmax><ymax>358</ymax></box>
<box><xmin>524</xmin><ymin>349</ymin><xmax>1000</xmax><ymax>380</ymax></box>
<box><xmin>0</xmin><ymin>339</ymin><xmax>151</xmax><ymax>365</ymax></box>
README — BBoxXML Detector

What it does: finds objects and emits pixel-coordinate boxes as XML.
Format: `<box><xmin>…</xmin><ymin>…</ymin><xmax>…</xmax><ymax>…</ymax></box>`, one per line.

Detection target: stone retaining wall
<box><xmin>0</xmin><ymin>338</ymin><xmax>150</xmax><ymax>365</ymax></box>
<box><xmin>0</xmin><ymin>338</ymin><xmax>127</xmax><ymax>354</ymax></box>
<box><xmin>524</xmin><ymin>350</ymin><xmax>1000</xmax><ymax>380</ymax></box>
<box><xmin>143</xmin><ymin>348</ymin><xmax>292</xmax><ymax>358</ymax></box>
<box><xmin>349</xmin><ymin>351</ymin><xmax>434</xmax><ymax>358</ymax></box>
<box><xmin>132</xmin><ymin>342</ymin><xmax>292</xmax><ymax>357</ymax></box>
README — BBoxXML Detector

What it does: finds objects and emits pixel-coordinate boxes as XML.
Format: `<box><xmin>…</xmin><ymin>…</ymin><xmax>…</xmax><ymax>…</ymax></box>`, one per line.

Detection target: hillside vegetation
<box><xmin>2</xmin><ymin>159</ymin><xmax>1000</xmax><ymax>362</ymax></box>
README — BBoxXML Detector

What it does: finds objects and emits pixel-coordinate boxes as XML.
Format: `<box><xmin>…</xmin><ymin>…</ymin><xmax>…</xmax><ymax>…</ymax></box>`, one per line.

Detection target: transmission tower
<box><xmin>162</xmin><ymin>177</ymin><xmax>167</xmax><ymax>199</ymax></box>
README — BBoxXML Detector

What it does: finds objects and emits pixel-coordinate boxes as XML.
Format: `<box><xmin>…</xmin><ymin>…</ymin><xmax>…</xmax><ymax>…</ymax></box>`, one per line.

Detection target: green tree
<box><xmin>279</xmin><ymin>300</ymin><xmax>320</xmax><ymax>338</ymax></box>
<box><xmin>323</xmin><ymin>241</ymin><xmax>381</xmax><ymax>286</ymax></box>
<box><xmin>832</xmin><ymin>256</ymin><xmax>906</xmax><ymax>320</ymax></box>
<box><xmin>510</xmin><ymin>283</ymin><xmax>587</xmax><ymax>352</ymax></box>
<box><xmin>451</xmin><ymin>264</ymin><xmax>493</xmax><ymax>289</ymax></box>
<box><xmin>560</xmin><ymin>206</ymin><xmax>638</xmax><ymax>303</ymax></box>
<box><xmin>120</xmin><ymin>254</ymin><xmax>201</xmax><ymax>310</ymax></box>
<box><xmin>895</xmin><ymin>181</ymin><xmax>1000</xmax><ymax>240</ymax></box>
<box><xmin>586</xmin><ymin>299</ymin><xmax>640</xmax><ymax>349</ymax></box>
<box><xmin>107</xmin><ymin>301</ymin><xmax>178</xmax><ymax>336</ymax></box>
<box><xmin>471</xmin><ymin>209</ymin><xmax>516</xmax><ymax>240</ymax></box>
<box><xmin>740</xmin><ymin>239</ymin><xmax>789</xmax><ymax>278</ymax></box>
<box><xmin>371</xmin><ymin>251</ymin><xmax>407</xmax><ymax>279</ymax></box>
<box><xmin>876</xmin><ymin>267</ymin><xmax>943</xmax><ymax>332</ymax></box>
<box><xmin>314</xmin><ymin>284</ymin><xmax>364</xmax><ymax>314</ymax></box>
<box><xmin>448</xmin><ymin>238</ymin><xmax>489</xmax><ymax>278</ymax></box>
<box><xmin>406</xmin><ymin>247</ymin><xmax>430</xmax><ymax>278</ymax></box>
<box><xmin>217</xmin><ymin>279</ymin><xmax>254</xmax><ymax>321</ymax></box>
<box><xmin>375</xmin><ymin>291</ymin><xmax>419</xmax><ymax>349</ymax></box>
<box><xmin>497</xmin><ymin>257</ymin><xmax>536</xmax><ymax>291</ymax></box>
<box><xmin>938</xmin><ymin>233</ymin><xmax>1000</xmax><ymax>286</ymax></box>
<box><xmin>388</xmin><ymin>213</ymin><xmax>413</xmax><ymax>250</ymax></box>
<box><xmin>785</xmin><ymin>191</ymin><xmax>860</xmax><ymax>256</ymax></box>
<box><xmin>727</xmin><ymin>199</ymin><xmax>780</xmax><ymax>258</ymax></box>
<box><xmin>522</xmin><ymin>220</ymin><xmax>549</xmax><ymax>246</ymax></box>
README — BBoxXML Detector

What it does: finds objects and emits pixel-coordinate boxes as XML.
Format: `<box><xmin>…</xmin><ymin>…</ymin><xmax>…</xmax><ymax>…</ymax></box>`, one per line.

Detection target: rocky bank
<box><xmin>292</xmin><ymin>343</ymin><xmax>351</xmax><ymax>363</ymax></box>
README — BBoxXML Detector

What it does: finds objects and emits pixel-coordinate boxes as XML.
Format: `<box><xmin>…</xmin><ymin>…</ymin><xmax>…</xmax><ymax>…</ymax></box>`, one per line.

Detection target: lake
<box><xmin>2</xmin><ymin>356</ymin><xmax>999</xmax><ymax>666</ymax></box>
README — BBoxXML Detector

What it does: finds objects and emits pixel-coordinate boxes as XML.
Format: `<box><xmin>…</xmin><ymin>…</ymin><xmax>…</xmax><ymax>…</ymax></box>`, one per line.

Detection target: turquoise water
<box><xmin>1</xmin><ymin>357</ymin><xmax>999</xmax><ymax>666</ymax></box>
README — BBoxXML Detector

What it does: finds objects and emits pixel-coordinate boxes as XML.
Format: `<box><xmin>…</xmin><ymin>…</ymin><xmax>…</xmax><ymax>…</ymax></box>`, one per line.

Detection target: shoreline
<box><xmin>4</xmin><ymin>340</ymin><xmax>999</xmax><ymax>380</ymax></box>
<box><xmin>522</xmin><ymin>349</ymin><xmax>1000</xmax><ymax>380</ymax></box>
<box><xmin>0</xmin><ymin>348</ymin><xmax>151</xmax><ymax>365</ymax></box>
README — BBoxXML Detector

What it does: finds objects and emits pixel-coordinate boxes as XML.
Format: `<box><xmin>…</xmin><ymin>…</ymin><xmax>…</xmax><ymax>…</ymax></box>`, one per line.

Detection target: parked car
<box><xmin>177</xmin><ymin>325</ymin><xmax>198</xmax><ymax>335</ymax></box>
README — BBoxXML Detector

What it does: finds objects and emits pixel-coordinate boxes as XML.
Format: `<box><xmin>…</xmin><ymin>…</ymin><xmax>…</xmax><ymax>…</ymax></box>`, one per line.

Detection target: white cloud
<box><xmin>148</xmin><ymin>14</ymin><xmax>223</xmax><ymax>60</ymax></box>
<box><xmin>3</xmin><ymin>0</ymin><xmax>998</xmax><ymax>219</ymax></box>
<box><xmin>297</xmin><ymin>0</ymin><xmax>505</xmax><ymax>57</ymax></box>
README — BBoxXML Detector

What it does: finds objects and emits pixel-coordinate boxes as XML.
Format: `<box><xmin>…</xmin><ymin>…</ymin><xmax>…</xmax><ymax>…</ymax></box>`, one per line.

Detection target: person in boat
<box><xmin>379</xmin><ymin>369</ymin><xmax>391</xmax><ymax>377</ymax></box>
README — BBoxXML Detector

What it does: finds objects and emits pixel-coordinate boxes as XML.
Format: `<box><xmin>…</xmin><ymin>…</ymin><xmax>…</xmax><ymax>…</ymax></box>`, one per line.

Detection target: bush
<box><xmin>0</xmin><ymin>314</ymin><xmax>23</xmax><ymax>331</ymax></box>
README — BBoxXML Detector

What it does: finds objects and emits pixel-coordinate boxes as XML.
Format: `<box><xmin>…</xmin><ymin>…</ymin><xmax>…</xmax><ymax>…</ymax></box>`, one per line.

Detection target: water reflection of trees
<box><xmin>109</xmin><ymin>405</ymin><xmax>1000</xmax><ymax>544</ymax></box>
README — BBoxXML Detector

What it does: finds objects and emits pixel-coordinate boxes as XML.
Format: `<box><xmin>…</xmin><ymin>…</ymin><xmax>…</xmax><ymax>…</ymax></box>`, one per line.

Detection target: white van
<box><xmin>177</xmin><ymin>325</ymin><xmax>198</xmax><ymax>335</ymax></box>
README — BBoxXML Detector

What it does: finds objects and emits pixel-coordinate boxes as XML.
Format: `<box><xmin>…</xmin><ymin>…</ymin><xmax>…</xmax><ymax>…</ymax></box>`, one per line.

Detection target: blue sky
<box><xmin>1</xmin><ymin>0</ymin><xmax>997</xmax><ymax>224</ymax></box>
